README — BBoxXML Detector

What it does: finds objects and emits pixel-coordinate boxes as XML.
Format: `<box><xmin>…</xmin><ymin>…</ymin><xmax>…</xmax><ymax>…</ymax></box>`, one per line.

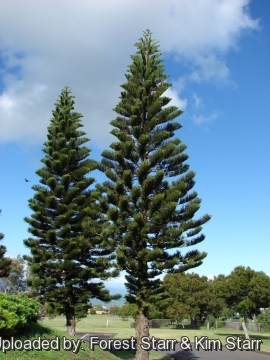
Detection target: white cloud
<box><xmin>0</xmin><ymin>82</ymin><xmax>49</xmax><ymax>144</ymax></box>
<box><xmin>189</xmin><ymin>54</ymin><xmax>230</xmax><ymax>84</ymax></box>
<box><xmin>171</xmin><ymin>77</ymin><xmax>186</xmax><ymax>94</ymax></box>
<box><xmin>192</xmin><ymin>112</ymin><xmax>218</xmax><ymax>125</ymax></box>
<box><xmin>104</xmin><ymin>275</ymin><xmax>126</xmax><ymax>286</ymax></box>
<box><xmin>193</xmin><ymin>94</ymin><xmax>202</xmax><ymax>108</ymax></box>
<box><xmin>0</xmin><ymin>0</ymin><xmax>259</xmax><ymax>146</ymax></box>
<box><xmin>207</xmin><ymin>274</ymin><xmax>214</xmax><ymax>280</ymax></box>
<box><xmin>163</xmin><ymin>87</ymin><xmax>187</xmax><ymax>111</ymax></box>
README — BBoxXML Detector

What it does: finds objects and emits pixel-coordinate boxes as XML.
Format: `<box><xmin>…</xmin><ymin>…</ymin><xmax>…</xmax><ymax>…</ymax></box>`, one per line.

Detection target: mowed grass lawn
<box><xmin>42</xmin><ymin>315</ymin><xmax>270</xmax><ymax>354</ymax></box>
<box><xmin>1</xmin><ymin>321</ymin><xmax>170</xmax><ymax>360</ymax></box>
<box><xmin>1</xmin><ymin>323</ymin><xmax>119</xmax><ymax>360</ymax></box>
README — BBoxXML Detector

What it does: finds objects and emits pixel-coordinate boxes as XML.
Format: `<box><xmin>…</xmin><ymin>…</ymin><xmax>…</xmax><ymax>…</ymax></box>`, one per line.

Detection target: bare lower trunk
<box><xmin>190</xmin><ymin>317</ymin><xmax>195</xmax><ymax>328</ymax></box>
<box><xmin>135</xmin><ymin>310</ymin><xmax>150</xmax><ymax>360</ymax></box>
<box><xmin>66</xmin><ymin>315</ymin><xmax>76</xmax><ymax>336</ymax></box>
<box><xmin>242</xmin><ymin>321</ymin><xmax>250</xmax><ymax>340</ymax></box>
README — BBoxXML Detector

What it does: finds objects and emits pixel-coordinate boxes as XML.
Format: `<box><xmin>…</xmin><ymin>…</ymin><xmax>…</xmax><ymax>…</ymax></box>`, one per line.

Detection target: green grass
<box><xmin>41</xmin><ymin>314</ymin><xmax>133</xmax><ymax>330</ymax></box>
<box><xmin>1</xmin><ymin>323</ymin><xmax>119</xmax><ymax>360</ymax></box>
<box><xmin>0</xmin><ymin>322</ymin><xmax>172</xmax><ymax>360</ymax></box>
<box><xmin>5</xmin><ymin>316</ymin><xmax>268</xmax><ymax>359</ymax></box>
<box><xmin>41</xmin><ymin>315</ymin><xmax>270</xmax><ymax>353</ymax></box>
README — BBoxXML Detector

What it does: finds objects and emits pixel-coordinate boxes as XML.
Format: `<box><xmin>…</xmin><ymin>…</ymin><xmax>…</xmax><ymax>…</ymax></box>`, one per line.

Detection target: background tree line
<box><xmin>112</xmin><ymin>266</ymin><xmax>270</xmax><ymax>327</ymax></box>
<box><xmin>2</xmin><ymin>255</ymin><xmax>269</xmax><ymax>328</ymax></box>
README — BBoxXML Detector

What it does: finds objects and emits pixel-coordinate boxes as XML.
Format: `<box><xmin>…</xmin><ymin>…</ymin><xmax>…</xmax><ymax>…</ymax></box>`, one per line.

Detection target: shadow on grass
<box><xmin>173</xmin><ymin>326</ymin><xmax>202</xmax><ymax>330</ymax></box>
<box><xmin>111</xmin><ymin>350</ymin><xmax>202</xmax><ymax>360</ymax></box>
<box><xmin>110</xmin><ymin>350</ymin><xmax>172</xmax><ymax>360</ymax></box>
<box><xmin>110</xmin><ymin>346</ymin><xmax>202</xmax><ymax>360</ymax></box>
<box><xmin>170</xmin><ymin>350</ymin><xmax>200</xmax><ymax>360</ymax></box>
<box><xmin>1</xmin><ymin>322</ymin><xmax>58</xmax><ymax>341</ymax></box>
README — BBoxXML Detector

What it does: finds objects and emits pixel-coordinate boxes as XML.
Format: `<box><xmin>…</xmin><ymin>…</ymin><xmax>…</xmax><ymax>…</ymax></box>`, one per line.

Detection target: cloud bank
<box><xmin>0</xmin><ymin>0</ymin><xmax>259</xmax><ymax>147</ymax></box>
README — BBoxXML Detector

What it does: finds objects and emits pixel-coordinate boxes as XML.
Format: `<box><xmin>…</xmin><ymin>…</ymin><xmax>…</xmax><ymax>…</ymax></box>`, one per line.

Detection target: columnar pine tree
<box><xmin>0</xmin><ymin>210</ymin><xmax>11</xmax><ymax>278</ymax></box>
<box><xmin>23</xmin><ymin>87</ymin><xmax>119</xmax><ymax>336</ymax></box>
<box><xmin>98</xmin><ymin>30</ymin><xmax>211</xmax><ymax>360</ymax></box>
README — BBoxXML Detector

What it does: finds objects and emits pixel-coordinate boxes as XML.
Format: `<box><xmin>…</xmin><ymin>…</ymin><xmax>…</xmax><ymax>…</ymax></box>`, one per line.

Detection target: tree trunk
<box><xmin>190</xmin><ymin>317</ymin><xmax>196</xmax><ymax>328</ymax></box>
<box><xmin>66</xmin><ymin>314</ymin><xmax>76</xmax><ymax>336</ymax></box>
<box><xmin>135</xmin><ymin>310</ymin><xmax>150</xmax><ymax>360</ymax></box>
<box><xmin>242</xmin><ymin>320</ymin><xmax>250</xmax><ymax>340</ymax></box>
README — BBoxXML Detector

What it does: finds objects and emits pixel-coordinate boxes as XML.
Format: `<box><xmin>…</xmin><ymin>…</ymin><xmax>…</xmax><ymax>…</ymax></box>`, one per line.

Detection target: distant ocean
<box><xmin>90</xmin><ymin>286</ymin><xmax>127</xmax><ymax>306</ymax></box>
<box><xmin>91</xmin><ymin>298</ymin><xmax>126</xmax><ymax>306</ymax></box>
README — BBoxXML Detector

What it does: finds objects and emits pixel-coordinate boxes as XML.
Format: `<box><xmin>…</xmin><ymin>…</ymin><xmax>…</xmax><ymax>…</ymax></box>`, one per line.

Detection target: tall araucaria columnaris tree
<box><xmin>98</xmin><ymin>30</ymin><xmax>211</xmax><ymax>360</ymax></box>
<box><xmin>23</xmin><ymin>87</ymin><xmax>119</xmax><ymax>336</ymax></box>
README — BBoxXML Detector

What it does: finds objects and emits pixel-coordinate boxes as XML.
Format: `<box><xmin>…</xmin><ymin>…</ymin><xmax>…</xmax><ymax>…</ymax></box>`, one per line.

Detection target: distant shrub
<box><xmin>260</xmin><ymin>323</ymin><xmax>270</xmax><ymax>332</ymax></box>
<box><xmin>256</xmin><ymin>309</ymin><xmax>270</xmax><ymax>332</ymax></box>
<box><xmin>118</xmin><ymin>303</ymin><xmax>137</xmax><ymax>320</ymax></box>
<box><xmin>38</xmin><ymin>302</ymin><xmax>57</xmax><ymax>320</ymax></box>
<box><xmin>109</xmin><ymin>306</ymin><xmax>119</xmax><ymax>316</ymax></box>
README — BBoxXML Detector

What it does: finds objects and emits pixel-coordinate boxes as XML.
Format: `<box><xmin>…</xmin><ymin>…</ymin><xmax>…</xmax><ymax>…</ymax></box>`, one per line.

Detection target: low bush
<box><xmin>0</xmin><ymin>293</ymin><xmax>39</xmax><ymax>336</ymax></box>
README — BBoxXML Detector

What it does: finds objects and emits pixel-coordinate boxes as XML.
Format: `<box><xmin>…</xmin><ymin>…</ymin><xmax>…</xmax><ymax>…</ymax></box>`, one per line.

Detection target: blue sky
<box><xmin>0</xmin><ymin>0</ymin><xmax>269</xmax><ymax>290</ymax></box>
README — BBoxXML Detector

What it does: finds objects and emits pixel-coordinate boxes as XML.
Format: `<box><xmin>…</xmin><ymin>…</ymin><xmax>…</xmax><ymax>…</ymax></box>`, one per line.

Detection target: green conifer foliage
<box><xmin>99</xmin><ymin>30</ymin><xmax>211</xmax><ymax>359</ymax></box>
<box><xmin>0</xmin><ymin>210</ymin><xmax>11</xmax><ymax>278</ymax></box>
<box><xmin>23</xmin><ymin>87</ymin><xmax>118</xmax><ymax>336</ymax></box>
<box><xmin>0</xmin><ymin>235</ymin><xmax>10</xmax><ymax>278</ymax></box>
<box><xmin>0</xmin><ymin>235</ymin><xmax>11</xmax><ymax>279</ymax></box>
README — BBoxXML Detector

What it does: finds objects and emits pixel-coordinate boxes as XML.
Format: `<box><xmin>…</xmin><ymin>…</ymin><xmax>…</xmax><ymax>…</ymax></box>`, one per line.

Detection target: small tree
<box><xmin>109</xmin><ymin>305</ymin><xmax>119</xmax><ymax>316</ymax></box>
<box><xmin>212</xmin><ymin>266</ymin><xmax>270</xmax><ymax>339</ymax></box>
<box><xmin>0</xmin><ymin>209</ymin><xmax>11</xmax><ymax>279</ymax></box>
<box><xmin>161</xmin><ymin>273</ymin><xmax>224</xmax><ymax>327</ymax></box>
<box><xmin>225</xmin><ymin>266</ymin><xmax>270</xmax><ymax>320</ymax></box>
<box><xmin>0</xmin><ymin>255</ymin><xmax>26</xmax><ymax>294</ymax></box>
<box><xmin>118</xmin><ymin>303</ymin><xmax>138</xmax><ymax>320</ymax></box>
<box><xmin>24</xmin><ymin>87</ymin><xmax>119</xmax><ymax>336</ymax></box>
<box><xmin>98</xmin><ymin>30</ymin><xmax>211</xmax><ymax>360</ymax></box>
